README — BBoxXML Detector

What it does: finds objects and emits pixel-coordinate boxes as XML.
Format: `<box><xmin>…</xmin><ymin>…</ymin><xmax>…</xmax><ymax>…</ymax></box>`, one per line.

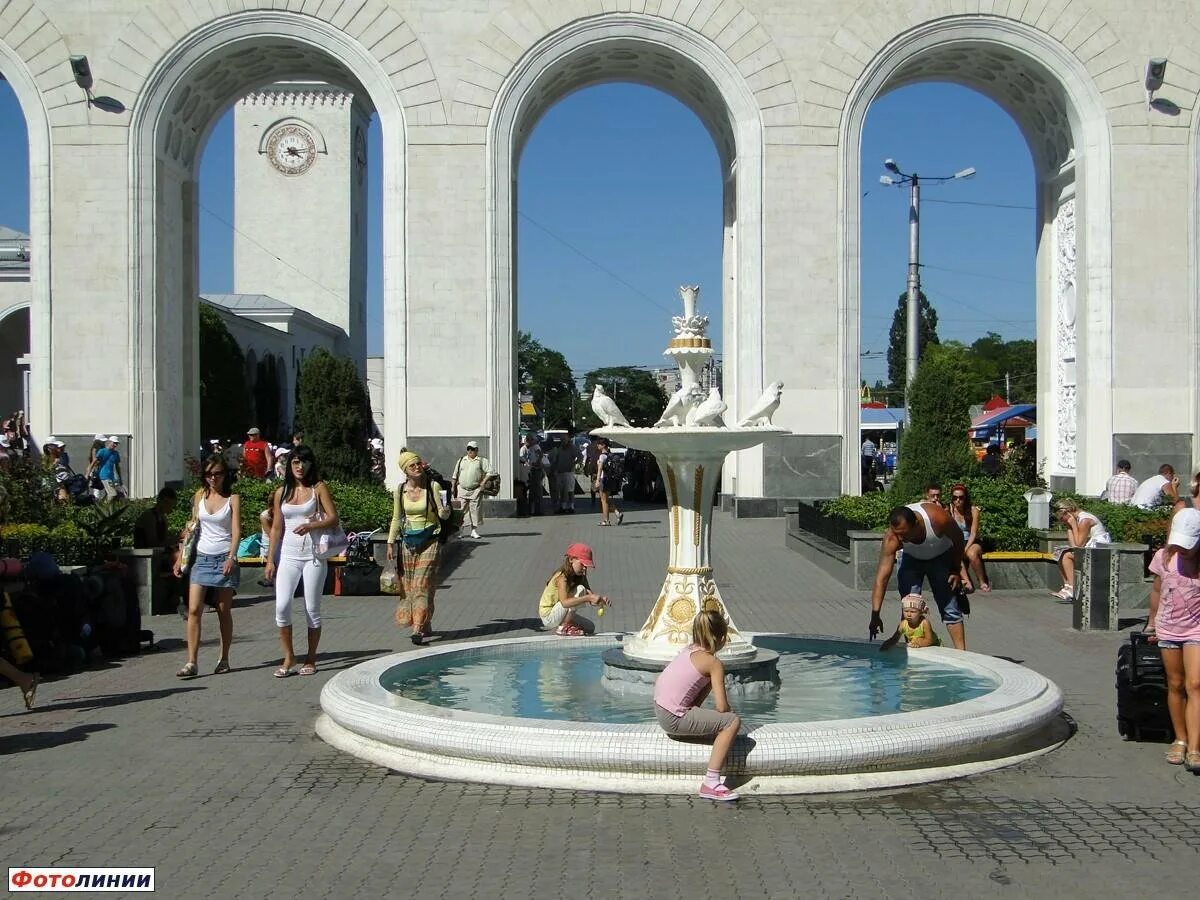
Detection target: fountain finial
<box><xmin>672</xmin><ymin>285</ymin><xmax>708</xmax><ymax>338</ymax></box>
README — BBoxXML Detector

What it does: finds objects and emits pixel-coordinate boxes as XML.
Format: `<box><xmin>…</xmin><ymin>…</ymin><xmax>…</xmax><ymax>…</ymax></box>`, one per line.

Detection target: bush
<box><xmin>0</xmin><ymin>523</ymin><xmax>117</xmax><ymax>565</ymax></box>
<box><xmin>820</xmin><ymin>492</ymin><xmax>895</xmax><ymax>528</ymax></box>
<box><xmin>170</xmin><ymin>476</ymin><xmax>394</xmax><ymax>540</ymax></box>
<box><xmin>892</xmin><ymin>345</ymin><xmax>979</xmax><ymax>498</ymax></box>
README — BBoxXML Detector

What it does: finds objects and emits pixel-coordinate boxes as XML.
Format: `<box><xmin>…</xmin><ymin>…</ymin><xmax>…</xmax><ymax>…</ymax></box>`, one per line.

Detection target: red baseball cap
<box><xmin>565</xmin><ymin>543</ymin><xmax>595</xmax><ymax>567</ymax></box>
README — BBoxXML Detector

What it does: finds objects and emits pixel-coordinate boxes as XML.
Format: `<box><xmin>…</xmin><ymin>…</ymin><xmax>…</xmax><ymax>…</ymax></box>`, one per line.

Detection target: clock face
<box><xmin>266</xmin><ymin>124</ymin><xmax>316</xmax><ymax>176</ymax></box>
<box><xmin>354</xmin><ymin>127</ymin><xmax>367</xmax><ymax>184</ymax></box>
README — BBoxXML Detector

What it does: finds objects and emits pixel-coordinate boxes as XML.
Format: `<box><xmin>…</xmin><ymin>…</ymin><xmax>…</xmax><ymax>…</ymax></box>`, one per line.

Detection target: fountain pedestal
<box><xmin>595</xmin><ymin>426</ymin><xmax>785</xmax><ymax>692</ymax></box>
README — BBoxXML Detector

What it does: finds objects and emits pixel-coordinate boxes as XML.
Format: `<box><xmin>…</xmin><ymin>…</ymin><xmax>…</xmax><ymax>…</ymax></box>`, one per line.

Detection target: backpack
<box><xmin>601</xmin><ymin>452</ymin><xmax>624</xmax><ymax>491</ymax></box>
<box><xmin>242</xmin><ymin>441</ymin><xmax>267</xmax><ymax>475</ymax></box>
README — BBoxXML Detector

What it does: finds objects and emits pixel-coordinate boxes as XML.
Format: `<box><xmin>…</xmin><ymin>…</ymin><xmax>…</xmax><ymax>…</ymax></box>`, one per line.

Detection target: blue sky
<box><xmin>0</xmin><ymin>79</ymin><xmax>1034</xmax><ymax>387</ymax></box>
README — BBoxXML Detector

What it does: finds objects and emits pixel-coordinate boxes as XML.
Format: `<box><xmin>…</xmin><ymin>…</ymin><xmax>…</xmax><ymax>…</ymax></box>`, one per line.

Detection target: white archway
<box><xmin>840</xmin><ymin>18</ymin><xmax>1113</xmax><ymax>493</ymax></box>
<box><xmin>128</xmin><ymin>12</ymin><xmax>407</xmax><ymax>496</ymax></box>
<box><xmin>486</xmin><ymin>14</ymin><xmax>766</xmax><ymax>500</ymax></box>
<box><xmin>0</xmin><ymin>43</ymin><xmax>51</xmax><ymax>437</ymax></box>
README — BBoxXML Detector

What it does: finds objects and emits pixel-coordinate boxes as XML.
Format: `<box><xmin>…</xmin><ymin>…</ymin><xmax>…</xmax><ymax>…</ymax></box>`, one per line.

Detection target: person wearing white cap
<box><xmin>451</xmin><ymin>440</ymin><xmax>493</xmax><ymax>539</ymax></box>
<box><xmin>1148</xmin><ymin>507</ymin><xmax>1200</xmax><ymax>771</ymax></box>
<box><xmin>241</xmin><ymin>427</ymin><xmax>272</xmax><ymax>479</ymax></box>
<box><xmin>87</xmin><ymin>433</ymin><xmax>108</xmax><ymax>474</ymax></box>
<box><xmin>88</xmin><ymin>436</ymin><xmax>124</xmax><ymax>500</ymax></box>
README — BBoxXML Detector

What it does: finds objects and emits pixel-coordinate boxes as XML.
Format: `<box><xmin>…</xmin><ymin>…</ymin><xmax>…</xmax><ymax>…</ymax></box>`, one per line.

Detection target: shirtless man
<box><xmin>869</xmin><ymin>501</ymin><xmax>968</xmax><ymax>650</ymax></box>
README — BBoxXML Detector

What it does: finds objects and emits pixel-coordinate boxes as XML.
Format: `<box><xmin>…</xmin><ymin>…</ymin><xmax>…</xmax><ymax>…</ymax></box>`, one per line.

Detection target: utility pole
<box><xmin>880</xmin><ymin>160</ymin><xmax>976</xmax><ymax>417</ymax></box>
<box><xmin>1005</xmin><ymin>371</ymin><xmax>1011</xmax><ymax>404</ymax></box>
<box><xmin>905</xmin><ymin>173</ymin><xmax>921</xmax><ymax>395</ymax></box>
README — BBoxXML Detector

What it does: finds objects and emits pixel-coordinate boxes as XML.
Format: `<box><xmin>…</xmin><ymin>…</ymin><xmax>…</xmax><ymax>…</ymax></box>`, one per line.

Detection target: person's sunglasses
<box><xmin>952</xmin><ymin>494</ymin><xmax>966</xmax><ymax>500</ymax></box>
<box><xmin>205</xmin><ymin>470</ymin><xmax>224</xmax><ymax>479</ymax></box>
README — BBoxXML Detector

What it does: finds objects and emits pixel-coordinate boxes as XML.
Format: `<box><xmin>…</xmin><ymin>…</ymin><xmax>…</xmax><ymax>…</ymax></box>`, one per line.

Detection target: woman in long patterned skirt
<box><xmin>387</xmin><ymin>451</ymin><xmax>451</xmax><ymax>645</ymax></box>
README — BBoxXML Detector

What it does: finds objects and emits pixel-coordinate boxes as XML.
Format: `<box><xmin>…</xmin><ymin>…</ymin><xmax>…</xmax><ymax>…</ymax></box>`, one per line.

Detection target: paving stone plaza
<box><xmin>3</xmin><ymin>509</ymin><xmax>1195</xmax><ymax>898</ymax></box>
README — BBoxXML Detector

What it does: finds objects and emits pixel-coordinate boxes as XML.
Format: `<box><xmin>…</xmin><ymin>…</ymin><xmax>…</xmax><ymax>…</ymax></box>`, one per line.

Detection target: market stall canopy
<box><xmin>971</xmin><ymin>403</ymin><xmax>1035</xmax><ymax>440</ymax></box>
<box><xmin>860</xmin><ymin>407</ymin><xmax>907</xmax><ymax>431</ymax></box>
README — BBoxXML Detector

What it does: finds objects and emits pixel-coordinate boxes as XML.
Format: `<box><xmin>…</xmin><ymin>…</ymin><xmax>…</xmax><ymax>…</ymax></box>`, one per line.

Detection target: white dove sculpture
<box><xmin>654</xmin><ymin>385</ymin><xmax>690</xmax><ymax>428</ymax></box>
<box><xmin>737</xmin><ymin>381</ymin><xmax>784</xmax><ymax>427</ymax></box>
<box><xmin>591</xmin><ymin>384</ymin><xmax>631</xmax><ymax>427</ymax></box>
<box><xmin>686</xmin><ymin>386</ymin><xmax>727</xmax><ymax>427</ymax></box>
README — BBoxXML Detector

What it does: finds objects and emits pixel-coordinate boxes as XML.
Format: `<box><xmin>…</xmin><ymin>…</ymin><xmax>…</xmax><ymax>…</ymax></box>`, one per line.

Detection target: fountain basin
<box><xmin>317</xmin><ymin>634</ymin><xmax>1066</xmax><ymax>795</ymax></box>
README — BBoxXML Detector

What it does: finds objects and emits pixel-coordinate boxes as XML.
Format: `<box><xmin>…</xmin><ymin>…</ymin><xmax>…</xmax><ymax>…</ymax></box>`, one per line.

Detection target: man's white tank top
<box><xmin>902</xmin><ymin>502</ymin><xmax>953</xmax><ymax>560</ymax></box>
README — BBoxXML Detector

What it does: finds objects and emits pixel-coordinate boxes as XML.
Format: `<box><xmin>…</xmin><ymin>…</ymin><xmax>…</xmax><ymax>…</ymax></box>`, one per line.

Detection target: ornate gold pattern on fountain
<box><xmin>693</xmin><ymin>465</ymin><xmax>705</xmax><ymax>547</ymax></box>
<box><xmin>667</xmin><ymin>565</ymin><xmax>713</xmax><ymax>575</ymax></box>
<box><xmin>665</xmin><ymin>467</ymin><xmax>680</xmax><ymax>546</ymax></box>
<box><xmin>667</xmin><ymin>337</ymin><xmax>712</xmax><ymax>349</ymax></box>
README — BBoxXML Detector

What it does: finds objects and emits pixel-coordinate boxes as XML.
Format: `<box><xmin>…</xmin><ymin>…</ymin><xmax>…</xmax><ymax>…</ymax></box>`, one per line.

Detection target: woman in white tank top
<box><xmin>1051</xmin><ymin>498</ymin><xmax>1111</xmax><ymax>599</ymax></box>
<box><xmin>174</xmin><ymin>454</ymin><xmax>241</xmax><ymax>678</ymax></box>
<box><xmin>265</xmin><ymin>445</ymin><xmax>341</xmax><ymax>678</ymax></box>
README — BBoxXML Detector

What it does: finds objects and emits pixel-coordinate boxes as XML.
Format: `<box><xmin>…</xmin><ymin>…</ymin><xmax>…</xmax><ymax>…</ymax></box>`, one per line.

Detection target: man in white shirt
<box><xmin>1130</xmin><ymin>463</ymin><xmax>1179</xmax><ymax>510</ymax></box>
<box><xmin>452</xmin><ymin>441</ymin><xmax>493</xmax><ymax>539</ymax></box>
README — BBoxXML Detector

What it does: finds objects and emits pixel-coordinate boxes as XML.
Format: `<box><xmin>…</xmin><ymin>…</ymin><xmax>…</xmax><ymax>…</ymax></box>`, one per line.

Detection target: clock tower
<box><xmin>232</xmin><ymin>83</ymin><xmax>369</xmax><ymax>367</ymax></box>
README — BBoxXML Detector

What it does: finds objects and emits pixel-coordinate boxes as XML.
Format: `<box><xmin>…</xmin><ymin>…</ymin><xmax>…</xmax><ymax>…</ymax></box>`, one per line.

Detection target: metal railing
<box><xmin>792</xmin><ymin>502</ymin><xmax>856</xmax><ymax>550</ymax></box>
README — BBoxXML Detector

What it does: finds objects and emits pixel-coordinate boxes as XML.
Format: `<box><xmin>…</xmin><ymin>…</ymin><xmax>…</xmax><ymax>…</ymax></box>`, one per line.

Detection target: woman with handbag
<box><xmin>174</xmin><ymin>455</ymin><xmax>241</xmax><ymax>678</ymax></box>
<box><xmin>387</xmin><ymin>451</ymin><xmax>451</xmax><ymax>645</ymax></box>
<box><xmin>265</xmin><ymin>445</ymin><xmax>341</xmax><ymax>677</ymax></box>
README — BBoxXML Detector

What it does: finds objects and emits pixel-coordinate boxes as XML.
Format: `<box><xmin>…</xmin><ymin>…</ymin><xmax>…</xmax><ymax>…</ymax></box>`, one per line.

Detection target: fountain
<box><xmin>593</xmin><ymin>285</ymin><xmax>785</xmax><ymax>692</ymax></box>
<box><xmin>316</xmin><ymin>288</ymin><xmax>1065</xmax><ymax>795</ymax></box>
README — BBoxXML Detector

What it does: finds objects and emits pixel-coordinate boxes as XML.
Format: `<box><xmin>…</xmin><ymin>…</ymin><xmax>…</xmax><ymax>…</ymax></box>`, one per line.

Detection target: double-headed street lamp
<box><xmin>879</xmin><ymin>159</ymin><xmax>976</xmax><ymax>411</ymax></box>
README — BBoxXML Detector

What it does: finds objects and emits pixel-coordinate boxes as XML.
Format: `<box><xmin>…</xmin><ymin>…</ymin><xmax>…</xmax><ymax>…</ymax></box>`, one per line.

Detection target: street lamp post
<box><xmin>880</xmin><ymin>160</ymin><xmax>976</xmax><ymax>413</ymax></box>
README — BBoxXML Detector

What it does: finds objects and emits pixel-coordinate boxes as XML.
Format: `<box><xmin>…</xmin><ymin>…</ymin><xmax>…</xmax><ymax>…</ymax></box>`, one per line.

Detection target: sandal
<box><xmin>1166</xmin><ymin>740</ymin><xmax>1187</xmax><ymax>765</ymax></box>
<box><xmin>176</xmin><ymin>663</ymin><xmax>198</xmax><ymax>679</ymax></box>
<box><xmin>555</xmin><ymin>624</ymin><xmax>585</xmax><ymax>637</ymax></box>
<box><xmin>980</xmin><ymin>582</ymin><xmax>992</xmax><ymax>593</ymax></box>
<box><xmin>598</xmin><ymin>521</ymin><xmax>610</xmax><ymax>526</ymax></box>
<box><xmin>299</xmin><ymin>663</ymin><xmax>318</xmax><ymax>676</ymax></box>
<box><xmin>22</xmin><ymin>673</ymin><xmax>38</xmax><ymax>710</ymax></box>
<box><xmin>1186</xmin><ymin>750</ymin><xmax>1200</xmax><ymax>773</ymax></box>
<box><xmin>273</xmin><ymin>666</ymin><xmax>295</xmax><ymax>678</ymax></box>
<box><xmin>212</xmin><ymin>659</ymin><xmax>230</xmax><ymax>675</ymax></box>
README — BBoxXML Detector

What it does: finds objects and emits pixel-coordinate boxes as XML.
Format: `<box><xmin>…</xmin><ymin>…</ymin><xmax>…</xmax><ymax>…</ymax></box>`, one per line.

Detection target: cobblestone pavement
<box><xmin>2</xmin><ymin>505</ymin><xmax>1195</xmax><ymax>898</ymax></box>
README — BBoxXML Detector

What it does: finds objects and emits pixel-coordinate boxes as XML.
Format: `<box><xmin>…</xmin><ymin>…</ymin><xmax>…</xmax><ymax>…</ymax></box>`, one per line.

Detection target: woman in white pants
<box><xmin>265</xmin><ymin>445</ymin><xmax>340</xmax><ymax>678</ymax></box>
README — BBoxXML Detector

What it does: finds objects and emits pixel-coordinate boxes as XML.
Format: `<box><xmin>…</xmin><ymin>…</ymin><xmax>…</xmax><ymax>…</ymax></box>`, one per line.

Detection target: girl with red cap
<box><xmin>538</xmin><ymin>543</ymin><xmax>610</xmax><ymax>636</ymax></box>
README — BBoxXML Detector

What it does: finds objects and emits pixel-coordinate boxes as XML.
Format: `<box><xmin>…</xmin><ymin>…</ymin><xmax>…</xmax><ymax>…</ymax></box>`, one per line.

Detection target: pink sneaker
<box><xmin>698</xmin><ymin>782</ymin><xmax>740</xmax><ymax>801</ymax></box>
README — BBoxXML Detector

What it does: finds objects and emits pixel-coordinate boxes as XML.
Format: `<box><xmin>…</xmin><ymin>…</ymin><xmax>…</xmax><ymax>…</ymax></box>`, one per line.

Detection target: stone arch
<box><xmin>0</xmin><ymin>5</ymin><xmax>69</xmax><ymax>438</ymax></box>
<box><xmin>484</xmin><ymin>13</ymin><xmax>771</xmax><ymax>496</ymax></box>
<box><xmin>125</xmin><ymin>10</ymin><xmax>411</xmax><ymax>496</ymax></box>
<box><xmin>454</xmin><ymin>1</ymin><xmax>798</xmax><ymax>130</ymax></box>
<box><xmin>835</xmin><ymin>14</ymin><xmax>1118</xmax><ymax>494</ymax></box>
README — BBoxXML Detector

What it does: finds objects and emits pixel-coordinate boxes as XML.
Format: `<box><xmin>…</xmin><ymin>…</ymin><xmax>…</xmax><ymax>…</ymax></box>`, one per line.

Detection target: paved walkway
<box><xmin>2</xmin><ymin>504</ymin><xmax>1195</xmax><ymax>898</ymax></box>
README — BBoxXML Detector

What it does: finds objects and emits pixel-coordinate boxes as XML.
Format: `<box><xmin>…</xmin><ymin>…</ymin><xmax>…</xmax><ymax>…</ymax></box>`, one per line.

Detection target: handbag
<box><xmin>309</xmin><ymin>493</ymin><xmax>349</xmax><ymax>561</ymax></box>
<box><xmin>178</xmin><ymin>519</ymin><xmax>199</xmax><ymax>574</ymax></box>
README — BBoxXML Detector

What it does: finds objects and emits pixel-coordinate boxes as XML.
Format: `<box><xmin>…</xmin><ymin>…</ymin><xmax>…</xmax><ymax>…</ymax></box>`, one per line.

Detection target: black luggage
<box><xmin>1116</xmin><ymin>631</ymin><xmax>1172</xmax><ymax>742</ymax></box>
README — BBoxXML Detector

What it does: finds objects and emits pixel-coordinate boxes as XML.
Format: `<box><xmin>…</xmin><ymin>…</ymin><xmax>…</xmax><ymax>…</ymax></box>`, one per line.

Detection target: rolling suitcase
<box><xmin>1116</xmin><ymin>631</ymin><xmax>1172</xmax><ymax>742</ymax></box>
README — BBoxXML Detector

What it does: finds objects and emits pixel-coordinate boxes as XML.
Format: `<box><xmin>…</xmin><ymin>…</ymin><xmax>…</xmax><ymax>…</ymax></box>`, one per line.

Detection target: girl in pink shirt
<box><xmin>1147</xmin><ymin>507</ymin><xmax>1200</xmax><ymax>771</ymax></box>
<box><xmin>653</xmin><ymin>610</ymin><xmax>742</xmax><ymax>800</ymax></box>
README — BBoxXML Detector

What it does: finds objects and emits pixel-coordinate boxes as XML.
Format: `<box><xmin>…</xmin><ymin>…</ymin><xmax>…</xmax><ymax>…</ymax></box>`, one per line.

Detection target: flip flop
<box><xmin>273</xmin><ymin>666</ymin><xmax>295</xmax><ymax>678</ymax></box>
<box><xmin>298</xmin><ymin>663</ymin><xmax>318</xmax><ymax>676</ymax></box>
<box><xmin>22</xmin><ymin>673</ymin><xmax>38</xmax><ymax>710</ymax></box>
<box><xmin>213</xmin><ymin>659</ymin><xmax>230</xmax><ymax>675</ymax></box>
<box><xmin>980</xmin><ymin>583</ymin><xmax>992</xmax><ymax>593</ymax></box>
<box><xmin>176</xmin><ymin>663</ymin><xmax>198</xmax><ymax>679</ymax></box>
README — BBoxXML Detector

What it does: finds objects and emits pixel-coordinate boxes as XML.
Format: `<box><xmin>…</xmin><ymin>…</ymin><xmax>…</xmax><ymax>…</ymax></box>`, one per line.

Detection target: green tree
<box><xmin>967</xmin><ymin>332</ymin><xmax>1036</xmax><ymax>403</ymax></box>
<box><xmin>294</xmin><ymin>349</ymin><xmax>372</xmax><ymax>482</ymax></box>
<box><xmin>198</xmin><ymin>303</ymin><xmax>250</xmax><ymax>442</ymax></box>
<box><xmin>254</xmin><ymin>355</ymin><xmax>283</xmax><ymax>441</ymax></box>
<box><xmin>580</xmin><ymin>366</ymin><xmax>668</xmax><ymax>429</ymax></box>
<box><xmin>517</xmin><ymin>331</ymin><xmax>576</xmax><ymax>429</ymax></box>
<box><xmin>891</xmin><ymin>344</ymin><xmax>979</xmax><ymax>498</ymax></box>
<box><xmin>886</xmin><ymin>289</ymin><xmax>940</xmax><ymax>400</ymax></box>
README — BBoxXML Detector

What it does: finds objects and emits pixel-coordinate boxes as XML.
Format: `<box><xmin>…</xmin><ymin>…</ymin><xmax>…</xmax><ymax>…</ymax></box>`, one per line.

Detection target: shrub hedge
<box><xmin>820</xmin><ymin>479</ymin><xmax>1173</xmax><ymax>552</ymax></box>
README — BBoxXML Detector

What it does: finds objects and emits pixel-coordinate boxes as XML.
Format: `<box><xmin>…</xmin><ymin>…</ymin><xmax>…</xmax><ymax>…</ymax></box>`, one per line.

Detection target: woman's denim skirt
<box><xmin>190</xmin><ymin>552</ymin><xmax>240</xmax><ymax>590</ymax></box>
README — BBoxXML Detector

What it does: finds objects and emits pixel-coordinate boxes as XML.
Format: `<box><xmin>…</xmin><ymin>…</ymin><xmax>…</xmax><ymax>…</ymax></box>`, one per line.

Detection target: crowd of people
<box><xmin>9</xmin><ymin>423</ymin><xmax>1200</xmax><ymax>791</ymax></box>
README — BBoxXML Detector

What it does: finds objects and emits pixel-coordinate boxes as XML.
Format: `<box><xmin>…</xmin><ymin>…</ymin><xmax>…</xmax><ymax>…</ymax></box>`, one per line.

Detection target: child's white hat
<box><xmin>900</xmin><ymin>593</ymin><xmax>927</xmax><ymax>612</ymax></box>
